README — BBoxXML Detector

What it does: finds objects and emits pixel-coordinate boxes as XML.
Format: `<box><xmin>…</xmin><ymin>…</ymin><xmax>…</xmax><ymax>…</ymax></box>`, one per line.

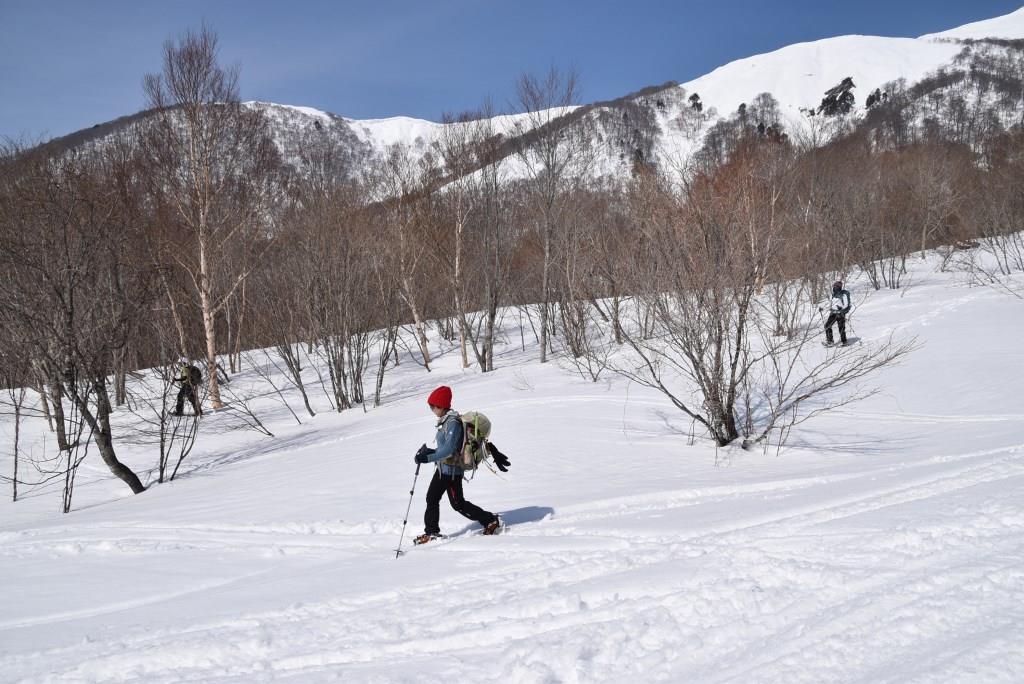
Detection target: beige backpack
<box><xmin>441</xmin><ymin>411</ymin><xmax>492</xmax><ymax>471</ymax></box>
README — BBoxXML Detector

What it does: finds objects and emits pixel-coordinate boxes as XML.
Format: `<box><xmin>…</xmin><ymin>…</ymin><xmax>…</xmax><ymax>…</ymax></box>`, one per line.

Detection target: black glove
<box><xmin>415</xmin><ymin>444</ymin><xmax>435</xmax><ymax>464</ymax></box>
<box><xmin>486</xmin><ymin>442</ymin><xmax>511</xmax><ymax>472</ymax></box>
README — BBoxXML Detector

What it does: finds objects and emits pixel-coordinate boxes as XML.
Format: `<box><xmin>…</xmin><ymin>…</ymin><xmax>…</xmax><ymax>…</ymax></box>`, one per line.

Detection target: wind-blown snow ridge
<box><xmin>271</xmin><ymin>103</ymin><xmax>333</xmax><ymax>122</ymax></box>
<box><xmin>675</xmin><ymin>35</ymin><xmax>962</xmax><ymax>121</ymax></box>
<box><xmin>920</xmin><ymin>6</ymin><xmax>1024</xmax><ymax>41</ymax></box>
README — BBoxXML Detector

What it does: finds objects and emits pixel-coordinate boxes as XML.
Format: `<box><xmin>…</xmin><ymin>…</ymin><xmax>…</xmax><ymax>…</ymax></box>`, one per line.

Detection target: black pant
<box><xmin>424</xmin><ymin>469</ymin><xmax>496</xmax><ymax>535</ymax></box>
<box><xmin>825</xmin><ymin>312</ymin><xmax>847</xmax><ymax>344</ymax></box>
<box><xmin>175</xmin><ymin>383</ymin><xmax>201</xmax><ymax>415</ymax></box>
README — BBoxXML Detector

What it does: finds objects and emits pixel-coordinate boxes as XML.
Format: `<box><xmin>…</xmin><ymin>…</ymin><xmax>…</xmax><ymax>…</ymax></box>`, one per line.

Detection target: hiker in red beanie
<box><xmin>412</xmin><ymin>385</ymin><xmax>501</xmax><ymax>544</ymax></box>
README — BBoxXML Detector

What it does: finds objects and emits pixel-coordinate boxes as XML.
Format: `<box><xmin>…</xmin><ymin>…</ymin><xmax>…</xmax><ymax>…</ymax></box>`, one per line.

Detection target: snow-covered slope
<box><xmin>676</xmin><ymin>36</ymin><xmax>961</xmax><ymax>123</ymax></box>
<box><xmin>246</xmin><ymin>100</ymin><xmax>580</xmax><ymax>181</ymax></box>
<box><xmin>2</xmin><ymin>253</ymin><xmax>1023</xmax><ymax>681</ymax></box>
<box><xmin>920</xmin><ymin>6</ymin><xmax>1024</xmax><ymax>40</ymax></box>
<box><xmin>673</xmin><ymin>6</ymin><xmax>1024</xmax><ymax>124</ymax></box>
<box><xmin>647</xmin><ymin>34</ymin><xmax>965</xmax><ymax>168</ymax></box>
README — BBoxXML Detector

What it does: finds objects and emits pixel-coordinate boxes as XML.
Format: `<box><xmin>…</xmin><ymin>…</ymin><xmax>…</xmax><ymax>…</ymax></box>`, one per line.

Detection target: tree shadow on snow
<box><xmin>175</xmin><ymin>431</ymin><xmax>327</xmax><ymax>479</ymax></box>
<box><xmin>784</xmin><ymin>429</ymin><xmax>918</xmax><ymax>455</ymax></box>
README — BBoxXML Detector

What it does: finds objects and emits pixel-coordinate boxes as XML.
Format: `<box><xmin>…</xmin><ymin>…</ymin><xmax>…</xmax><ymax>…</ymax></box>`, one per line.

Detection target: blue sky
<box><xmin>1</xmin><ymin>0</ymin><xmax>1021</xmax><ymax>141</ymax></box>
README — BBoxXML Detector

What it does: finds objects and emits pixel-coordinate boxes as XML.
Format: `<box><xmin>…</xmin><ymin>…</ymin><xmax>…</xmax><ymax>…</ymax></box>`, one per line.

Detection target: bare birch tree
<box><xmin>376</xmin><ymin>144</ymin><xmax>434</xmax><ymax>369</ymax></box>
<box><xmin>513</xmin><ymin>67</ymin><xmax>592</xmax><ymax>362</ymax></box>
<box><xmin>141</xmin><ymin>25</ymin><xmax>280</xmax><ymax>409</ymax></box>
<box><xmin>432</xmin><ymin>101</ymin><xmax>516</xmax><ymax>371</ymax></box>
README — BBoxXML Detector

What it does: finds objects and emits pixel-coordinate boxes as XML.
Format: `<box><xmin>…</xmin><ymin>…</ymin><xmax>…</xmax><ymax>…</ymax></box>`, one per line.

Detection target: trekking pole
<box><xmin>815</xmin><ymin>305</ymin><xmax>827</xmax><ymax>338</ymax></box>
<box><xmin>395</xmin><ymin>463</ymin><xmax>421</xmax><ymax>558</ymax></box>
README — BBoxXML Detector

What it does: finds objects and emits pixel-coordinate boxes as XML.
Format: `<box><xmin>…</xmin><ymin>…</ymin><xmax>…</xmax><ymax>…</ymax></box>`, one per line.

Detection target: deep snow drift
<box><xmin>1</xmin><ymin>254</ymin><xmax>1023</xmax><ymax>683</ymax></box>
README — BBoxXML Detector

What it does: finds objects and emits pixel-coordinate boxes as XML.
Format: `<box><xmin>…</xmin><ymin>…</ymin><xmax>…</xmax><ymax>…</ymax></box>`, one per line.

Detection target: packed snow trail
<box><xmin>1</xmin><ymin>258</ymin><xmax>1023</xmax><ymax>682</ymax></box>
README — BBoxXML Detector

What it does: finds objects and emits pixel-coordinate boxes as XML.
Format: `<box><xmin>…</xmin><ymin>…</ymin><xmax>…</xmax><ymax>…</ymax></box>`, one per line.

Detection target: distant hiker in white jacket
<box><xmin>822</xmin><ymin>281</ymin><xmax>852</xmax><ymax>346</ymax></box>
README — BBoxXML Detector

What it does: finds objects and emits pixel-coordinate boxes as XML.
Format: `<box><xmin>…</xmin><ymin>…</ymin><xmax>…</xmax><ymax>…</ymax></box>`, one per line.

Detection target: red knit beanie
<box><xmin>427</xmin><ymin>385</ymin><xmax>452</xmax><ymax>410</ymax></box>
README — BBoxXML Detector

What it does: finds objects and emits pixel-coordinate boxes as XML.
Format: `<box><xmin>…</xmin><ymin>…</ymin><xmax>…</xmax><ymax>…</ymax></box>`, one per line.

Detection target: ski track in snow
<box><xmin>2</xmin><ymin>257</ymin><xmax>1024</xmax><ymax>682</ymax></box>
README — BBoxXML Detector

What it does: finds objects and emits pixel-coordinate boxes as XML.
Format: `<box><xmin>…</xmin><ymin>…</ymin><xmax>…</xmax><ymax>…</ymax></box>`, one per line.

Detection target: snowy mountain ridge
<box><xmin>240</xmin><ymin>6</ymin><xmax>1024</xmax><ymax>178</ymax></box>
<box><xmin>920</xmin><ymin>5</ymin><xmax>1024</xmax><ymax>40</ymax></box>
<box><xmin>38</xmin><ymin>8</ymin><xmax>1024</xmax><ymax>182</ymax></box>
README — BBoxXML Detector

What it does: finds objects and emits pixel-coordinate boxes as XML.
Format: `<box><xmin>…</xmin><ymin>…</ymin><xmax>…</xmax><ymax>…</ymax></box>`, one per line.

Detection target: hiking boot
<box><xmin>482</xmin><ymin>517</ymin><xmax>502</xmax><ymax>536</ymax></box>
<box><xmin>413</xmin><ymin>533</ymin><xmax>441</xmax><ymax>545</ymax></box>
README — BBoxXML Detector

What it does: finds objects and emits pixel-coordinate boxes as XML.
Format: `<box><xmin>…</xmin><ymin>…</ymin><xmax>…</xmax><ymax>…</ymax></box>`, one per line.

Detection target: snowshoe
<box><xmin>482</xmin><ymin>517</ymin><xmax>502</xmax><ymax>536</ymax></box>
<box><xmin>413</xmin><ymin>533</ymin><xmax>444</xmax><ymax>545</ymax></box>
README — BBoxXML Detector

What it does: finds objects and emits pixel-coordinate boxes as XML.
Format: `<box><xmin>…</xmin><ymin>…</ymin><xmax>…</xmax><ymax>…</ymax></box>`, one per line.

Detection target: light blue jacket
<box><xmin>426</xmin><ymin>411</ymin><xmax>465</xmax><ymax>477</ymax></box>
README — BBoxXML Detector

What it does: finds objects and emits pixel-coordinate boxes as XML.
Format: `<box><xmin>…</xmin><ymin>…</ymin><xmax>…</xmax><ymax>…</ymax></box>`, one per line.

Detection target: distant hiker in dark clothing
<box><xmin>822</xmin><ymin>280</ymin><xmax>852</xmax><ymax>346</ymax></box>
<box><xmin>413</xmin><ymin>385</ymin><xmax>500</xmax><ymax>545</ymax></box>
<box><xmin>172</xmin><ymin>362</ymin><xmax>203</xmax><ymax>416</ymax></box>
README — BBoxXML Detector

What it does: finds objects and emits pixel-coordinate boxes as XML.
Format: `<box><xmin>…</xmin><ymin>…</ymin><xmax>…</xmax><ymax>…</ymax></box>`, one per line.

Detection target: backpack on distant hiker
<box><xmin>179</xmin><ymin>363</ymin><xmax>203</xmax><ymax>386</ymax></box>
